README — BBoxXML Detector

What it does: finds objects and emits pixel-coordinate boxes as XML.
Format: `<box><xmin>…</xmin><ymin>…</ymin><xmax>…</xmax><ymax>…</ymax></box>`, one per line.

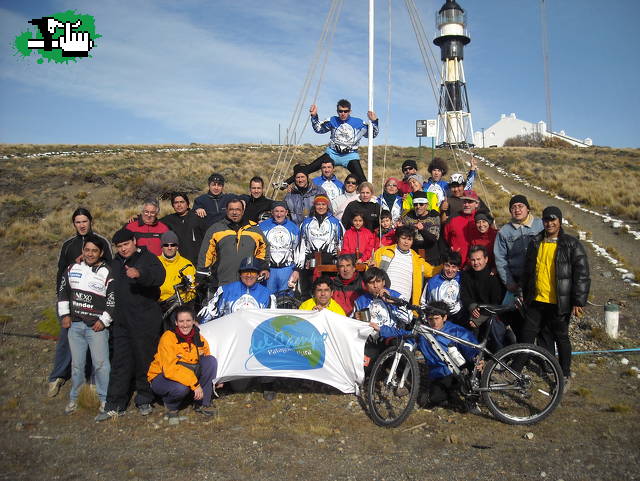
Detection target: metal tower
<box><xmin>433</xmin><ymin>0</ymin><xmax>474</xmax><ymax>147</ymax></box>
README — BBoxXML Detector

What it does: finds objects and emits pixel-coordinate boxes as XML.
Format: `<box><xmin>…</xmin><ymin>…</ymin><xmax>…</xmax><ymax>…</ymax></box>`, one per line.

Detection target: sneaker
<box><xmin>47</xmin><ymin>378</ymin><xmax>65</xmax><ymax>398</ymax></box>
<box><xmin>263</xmin><ymin>390</ymin><xmax>277</xmax><ymax>401</ymax></box>
<box><xmin>95</xmin><ymin>409</ymin><xmax>125</xmax><ymax>422</ymax></box>
<box><xmin>64</xmin><ymin>401</ymin><xmax>77</xmax><ymax>415</ymax></box>
<box><xmin>138</xmin><ymin>403</ymin><xmax>153</xmax><ymax>416</ymax></box>
<box><xmin>193</xmin><ymin>405</ymin><xmax>217</xmax><ymax>417</ymax></box>
<box><xmin>167</xmin><ymin>411</ymin><xmax>180</xmax><ymax>426</ymax></box>
<box><xmin>563</xmin><ymin>376</ymin><xmax>571</xmax><ymax>394</ymax></box>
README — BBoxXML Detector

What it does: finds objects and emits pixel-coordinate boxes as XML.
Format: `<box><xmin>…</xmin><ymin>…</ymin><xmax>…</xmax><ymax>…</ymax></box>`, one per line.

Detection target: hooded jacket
<box><xmin>284</xmin><ymin>183</ymin><xmax>327</xmax><ymax>225</ymax></box>
<box><xmin>147</xmin><ymin>327</ymin><xmax>210</xmax><ymax>390</ymax></box>
<box><xmin>198</xmin><ymin>217</ymin><xmax>268</xmax><ymax>286</ymax></box>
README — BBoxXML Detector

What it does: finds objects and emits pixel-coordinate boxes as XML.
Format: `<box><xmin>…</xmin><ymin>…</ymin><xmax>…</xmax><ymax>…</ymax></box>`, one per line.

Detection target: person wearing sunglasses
<box><xmin>280</xmin><ymin>99</ymin><xmax>378</xmax><ymax>189</ymax></box>
<box><xmin>157</xmin><ymin>231</ymin><xmax>196</xmax><ymax>330</ymax></box>
<box><xmin>332</xmin><ymin>174</ymin><xmax>360</xmax><ymax>221</ymax></box>
<box><xmin>377</xmin><ymin>177</ymin><xmax>403</xmax><ymax>223</ymax></box>
<box><xmin>398</xmin><ymin>159</ymin><xmax>418</xmax><ymax>195</ymax></box>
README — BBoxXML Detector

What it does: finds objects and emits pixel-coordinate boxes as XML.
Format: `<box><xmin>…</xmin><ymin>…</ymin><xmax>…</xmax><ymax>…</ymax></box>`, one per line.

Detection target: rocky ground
<box><xmin>1</xmin><ymin>241</ymin><xmax>639</xmax><ymax>481</ymax></box>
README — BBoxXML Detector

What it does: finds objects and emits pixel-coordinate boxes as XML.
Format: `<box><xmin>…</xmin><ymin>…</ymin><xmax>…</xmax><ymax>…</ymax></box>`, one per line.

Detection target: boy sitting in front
<box><xmin>369</xmin><ymin>300</ymin><xmax>480</xmax><ymax>413</ymax></box>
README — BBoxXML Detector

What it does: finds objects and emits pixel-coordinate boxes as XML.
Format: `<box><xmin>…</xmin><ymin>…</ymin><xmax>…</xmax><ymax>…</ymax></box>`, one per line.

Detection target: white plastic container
<box><xmin>604</xmin><ymin>301</ymin><xmax>619</xmax><ymax>339</ymax></box>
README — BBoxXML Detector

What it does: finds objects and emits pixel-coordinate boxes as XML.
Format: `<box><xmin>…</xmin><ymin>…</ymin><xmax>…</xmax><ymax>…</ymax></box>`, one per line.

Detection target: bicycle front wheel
<box><xmin>481</xmin><ymin>343</ymin><xmax>563</xmax><ymax>425</ymax></box>
<box><xmin>367</xmin><ymin>345</ymin><xmax>420</xmax><ymax>428</ymax></box>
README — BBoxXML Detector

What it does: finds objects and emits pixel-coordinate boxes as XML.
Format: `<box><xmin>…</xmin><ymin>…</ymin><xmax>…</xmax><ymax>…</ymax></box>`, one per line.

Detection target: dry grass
<box><xmin>474</xmin><ymin>146</ymin><xmax>640</xmax><ymax>221</ymax></box>
<box><xmin>77</xmin><ymin>384</ymin><xmax>101</xmax><ymax>410</ymax></box>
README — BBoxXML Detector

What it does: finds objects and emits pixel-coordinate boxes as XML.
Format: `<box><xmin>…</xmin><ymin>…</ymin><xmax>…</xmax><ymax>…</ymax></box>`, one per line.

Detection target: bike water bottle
<box><xmin>447</xmin><ymin>344</ymin><xmax>466</xmax><ymax>367</ymax></box>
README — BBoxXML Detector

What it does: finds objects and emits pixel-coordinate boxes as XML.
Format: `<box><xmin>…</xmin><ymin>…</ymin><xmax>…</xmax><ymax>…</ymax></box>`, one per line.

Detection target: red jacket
<box><xmin>443</xmin><ymin>212</ymin><xmax>476</xmax><ymax>265</ymax></box>
<box><xmin>340</xmin><ymin>226</ymin><xmax>377</xmax><ymax>262</ymax></box>
<box><xmin>125</xmin><ymin>219</ymin><xmax>169</xmax><ymax>256</ymax></box>
<box><xmin>374</xmin><ymin>227</ymin><xmax>396</xmax><ymax>247</ymax></box>
<box><xmin>330</xmin><ymin>273</ymin><xmax>365</xmax><ymax>315</ymax></box>
<box><xmin>468</xmin><ymin>227</ymin><xmax>498</xmax><ymax>268</ymax></box>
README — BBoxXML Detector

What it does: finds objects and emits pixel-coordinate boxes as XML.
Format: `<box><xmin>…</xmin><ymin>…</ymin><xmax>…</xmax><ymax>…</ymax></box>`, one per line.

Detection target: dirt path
<box><xmin>470</xmin><ymin>152</ymin><xmax>640</xmax><ymax>273</ymax></box>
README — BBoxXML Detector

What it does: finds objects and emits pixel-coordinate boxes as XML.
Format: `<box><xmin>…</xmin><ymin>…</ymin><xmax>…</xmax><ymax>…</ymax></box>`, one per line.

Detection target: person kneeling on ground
<box><xmin>369</xmin><ymin>301</ymin><xmax>480</xmax><ymax>413</ymax></box>
<box><xmin>147</xmin><ymin>306</ymin><xmax>218</xmax><ymax>424</ymax></box>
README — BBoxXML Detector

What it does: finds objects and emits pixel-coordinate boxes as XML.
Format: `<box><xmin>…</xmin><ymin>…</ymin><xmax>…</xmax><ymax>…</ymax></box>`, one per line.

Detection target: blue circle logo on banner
<box><xmin>248</xmin><ymin>315</ymin><xmax>327</xmax><ymax>370</ymax></box>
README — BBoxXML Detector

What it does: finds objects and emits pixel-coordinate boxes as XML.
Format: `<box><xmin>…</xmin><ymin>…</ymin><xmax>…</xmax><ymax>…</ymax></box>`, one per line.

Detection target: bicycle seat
<box><xmin>477</xmin><ymin>304</ymin><xmax>515</xmax><ymax>315</ymax></box>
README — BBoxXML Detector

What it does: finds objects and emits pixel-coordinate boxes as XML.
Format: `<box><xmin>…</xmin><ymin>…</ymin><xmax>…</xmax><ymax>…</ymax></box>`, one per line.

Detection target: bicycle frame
<box><xmin>407</xmin><ymin>309</ymin><xmax>531</xmax><ymax>394</ymax></box>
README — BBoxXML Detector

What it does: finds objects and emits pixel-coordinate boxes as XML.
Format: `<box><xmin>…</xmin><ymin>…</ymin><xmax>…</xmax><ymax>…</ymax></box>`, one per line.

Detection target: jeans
<box><xmin>48</xmin><ymin>327</ymin><xmax>71</xmax><ymax>382</ymax></box>
<box><xmin>49</xmin><ymin>326</ymin><xmax>93</xmax><ymax>382</ymax></box>
<box><xmin>150</xmin><ymin>356</ymin><xmax>218</xmax><ymax>410</ymax></box>
<box><xmin>67</xmin><ymin>322</ymin><xmax>110</xmax><ymax>402</ymax></box>
<box><xmin>264</xmin><ymin>265</ymin><xmax>294</xmax><ymax>295</ymax></box>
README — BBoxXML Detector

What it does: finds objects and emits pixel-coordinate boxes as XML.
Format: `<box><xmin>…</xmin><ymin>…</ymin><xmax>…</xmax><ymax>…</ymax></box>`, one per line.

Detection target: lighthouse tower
<box><xmin>433</xmin><ymin>0</ymin><xmax>474</xmax><ymax>147</ymax></box>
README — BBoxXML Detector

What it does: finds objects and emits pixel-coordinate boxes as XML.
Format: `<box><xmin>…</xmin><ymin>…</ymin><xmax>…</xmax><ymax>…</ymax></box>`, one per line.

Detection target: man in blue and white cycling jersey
<box><xmin>282</xmin><ymin>99</ymin><xmax>378</xmax><ymax>187</ymax></box>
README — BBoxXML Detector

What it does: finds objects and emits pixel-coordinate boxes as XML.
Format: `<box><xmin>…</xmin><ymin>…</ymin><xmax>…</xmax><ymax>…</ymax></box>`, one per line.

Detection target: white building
<box><xmin>474</xmin><ymin>113</ymin><xmax>592</xmax><ymax>148</ymax></box>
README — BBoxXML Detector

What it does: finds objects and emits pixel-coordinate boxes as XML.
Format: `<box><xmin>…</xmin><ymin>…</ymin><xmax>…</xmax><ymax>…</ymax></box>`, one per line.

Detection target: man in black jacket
<box><xmin>240</xmin><ymin>176</ymin><xmax>273</xmax><ymax>223</ymax></box>
<box><xmin>521</xmin><ymin>206</ymin><xmax>590</xmax><ymax>390</ymax></box>
<box><xmin>193</xmin><ymin>173</ymin><xmax>236</xmax><ymax>228</ymax></box>
<box><xmin>96</xmin><ymin>229</ymin><xmax>166</xmax><ymax>422</ymax></box>
<box><xmin>48</xmin><ymin>207</ymin><xmax>112</xmax><ymax>398</ymax></box>
<box><xmin>160</xmin><ymin>192</ymin><xmax>207</xmax><ymax>265</ymax></box>
<box><xmin>461</xmin><ymin>245</ymin><xmax>508</xmax><ymax>351</ymax></box>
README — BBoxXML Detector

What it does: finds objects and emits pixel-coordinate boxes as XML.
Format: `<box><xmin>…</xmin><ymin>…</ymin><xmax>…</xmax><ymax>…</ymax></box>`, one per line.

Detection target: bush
<box><xmin>504</xmin><ymin>133</ymin><xmax>572</xmax><ymax>148</ymax></box>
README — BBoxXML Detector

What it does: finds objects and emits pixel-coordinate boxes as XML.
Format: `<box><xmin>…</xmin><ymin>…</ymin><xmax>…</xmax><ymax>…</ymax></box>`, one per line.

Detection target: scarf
<box><xmin>175</xmin><ymin>326</ymin><xmax>196</xmax><ymax>345</ymax></box>
<box><xmin>382</xmin><ymin>192</ymin><xmax>398</xmax><ymax>209</ymax></box>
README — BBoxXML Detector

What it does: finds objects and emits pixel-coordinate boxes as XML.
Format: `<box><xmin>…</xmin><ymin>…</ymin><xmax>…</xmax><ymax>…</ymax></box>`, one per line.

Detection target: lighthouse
<box><xmin>433</xmin><ymin>0</ymin><xmax>474</xmax><ymax>147</ymax></box>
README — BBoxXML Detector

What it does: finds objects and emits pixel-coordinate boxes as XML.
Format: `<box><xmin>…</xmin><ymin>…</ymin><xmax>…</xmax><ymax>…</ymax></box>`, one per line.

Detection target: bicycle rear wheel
<box><xmin>481</xmin><ymin>343</ymin><xmax>563</xmax><ymax>425</ymax></box>
<box><xmin>367</xmin><ymin>345</ymin><xmax>420</xmax><ymax>428</ymax></box>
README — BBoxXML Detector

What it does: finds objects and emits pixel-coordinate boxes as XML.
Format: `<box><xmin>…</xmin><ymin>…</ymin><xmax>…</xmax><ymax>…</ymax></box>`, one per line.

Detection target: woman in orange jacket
<box><xmin>148</xmin><ymin>306</ymin><xmax>218</xmax><ymax>424</ymax></box>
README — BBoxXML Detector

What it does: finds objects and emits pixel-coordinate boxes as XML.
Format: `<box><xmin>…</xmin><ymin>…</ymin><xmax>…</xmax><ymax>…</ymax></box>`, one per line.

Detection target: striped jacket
<box><xmin>198</xmin><ymin>218</ymin><xmax>268</xmax><ymax>286</ymax></box>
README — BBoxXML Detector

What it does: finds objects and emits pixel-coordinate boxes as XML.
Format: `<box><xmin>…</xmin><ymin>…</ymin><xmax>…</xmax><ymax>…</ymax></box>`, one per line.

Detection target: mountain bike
<box><xmin>366</xmin><ymin>299</ymin><xmax>563</xmax><ymax>427</ymax></box>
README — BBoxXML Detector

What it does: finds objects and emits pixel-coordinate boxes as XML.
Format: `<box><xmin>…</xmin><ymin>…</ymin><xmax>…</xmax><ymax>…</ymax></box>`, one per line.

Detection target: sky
<box><xmin>0</xmin><ymin>0</ymin><xmax>638</xmax><ymax>148</ymax></box>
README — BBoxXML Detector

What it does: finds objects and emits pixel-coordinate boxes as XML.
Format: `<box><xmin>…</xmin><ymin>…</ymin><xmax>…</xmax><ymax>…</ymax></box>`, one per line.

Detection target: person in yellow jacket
<box><xmin>157</xmin><ymin>231</ymin><xmax>196</xmax><ymax>305</ymax></box>
<box><xmin>299</xmin><ymin>276</ymin><xmax>346</xmax><ymax>315</ymax></box>
<box><xmin>148</xmin><ymin>306</ymin><xmax>217</xmax><ymax>424</ymax></box>
<box><xmin>372</xmin><ymin>225</ymin><xmax>442</xmax><ymax>306</ymax></box>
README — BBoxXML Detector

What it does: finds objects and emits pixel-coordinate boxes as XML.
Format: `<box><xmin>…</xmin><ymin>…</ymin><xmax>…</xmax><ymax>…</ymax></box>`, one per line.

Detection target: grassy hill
<box><xmin>0</xmin><ymin>143</ymin><xmax>638</xmax><ymax>323</ymax></box>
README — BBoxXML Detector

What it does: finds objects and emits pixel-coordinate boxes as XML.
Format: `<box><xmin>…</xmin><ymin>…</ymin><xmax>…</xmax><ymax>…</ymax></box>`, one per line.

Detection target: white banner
<box><xmin>199</xmin><ymin>309</ymin><xmax>374</xmax><ymax>393</ymax></box>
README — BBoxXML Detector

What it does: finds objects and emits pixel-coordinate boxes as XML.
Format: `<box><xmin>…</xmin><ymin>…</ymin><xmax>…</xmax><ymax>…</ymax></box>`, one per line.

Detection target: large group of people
<box><xmin>49</xmin><ymin>99</ymin><xmax>591</xmax><ymax>422</ymax></box>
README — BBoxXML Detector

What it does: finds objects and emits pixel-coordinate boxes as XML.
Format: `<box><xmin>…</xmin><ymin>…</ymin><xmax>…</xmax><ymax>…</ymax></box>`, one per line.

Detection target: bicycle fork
<box><xmin>386</xmin><ymin>343</ymin><xmax>414</xmax><ymax>389</ymax></box>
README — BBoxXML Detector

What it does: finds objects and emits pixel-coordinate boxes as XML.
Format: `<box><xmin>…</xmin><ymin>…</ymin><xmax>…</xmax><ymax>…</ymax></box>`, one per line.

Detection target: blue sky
<box><xmin>0</xmin><ymin>0</ymin><xmax>638</xmax><ymax>147</ymax></box>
